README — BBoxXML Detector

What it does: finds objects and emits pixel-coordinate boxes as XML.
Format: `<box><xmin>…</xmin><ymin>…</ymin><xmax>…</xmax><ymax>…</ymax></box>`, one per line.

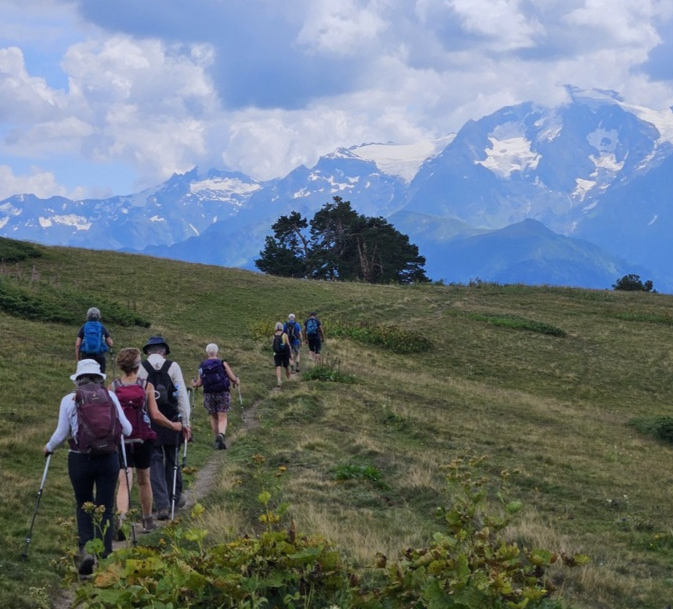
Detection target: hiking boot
<box><xmin>296</xmin><ymin>366</ymin><xmax>300</xmax><ymax>372</ymax></box>
<box><xmin>215</xmin><ymin>433</ymin><xmax>227</xmax><ymax>450</ymax></box>
<box><xmin>177</xmin><ymin>495</ymin><xmax>187</xmax><ymax>508</ymax></box>
<box><xmin>77</xmin><ymin>551</ymin><xmax>95</xmax><ymax>576</ymax></box>
<box><xmin>114</xmin><ymin>516</ymin><xmax>126</xmax><ymax>541</ymax></box>
<box><xmin>142</xmin><ymin>516</ymin><xmax>157</xmax><ymax>533</ymax></box>
<box><xmin>156</xmin><ymin>507</ymin><xmax>170</xmax><ymax>521</ymax></box>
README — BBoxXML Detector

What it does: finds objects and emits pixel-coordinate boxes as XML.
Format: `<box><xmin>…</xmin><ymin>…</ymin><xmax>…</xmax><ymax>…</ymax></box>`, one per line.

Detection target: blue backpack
<box><xmin>305</xmin><ymin>318</ymin><xmax>319</xmax><ymax>336</ymax></box>
<box><xmin>81</xmin><ymin>320</ymin><xmax>107</xmax><ymax>354</ymax></box>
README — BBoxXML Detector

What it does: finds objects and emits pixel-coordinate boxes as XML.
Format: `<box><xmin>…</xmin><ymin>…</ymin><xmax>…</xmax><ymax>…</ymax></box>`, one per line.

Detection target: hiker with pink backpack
<box><xmin>110</xmin><ymin>348</ymin><xmax>186</xmax><ymax>537</ymax></box>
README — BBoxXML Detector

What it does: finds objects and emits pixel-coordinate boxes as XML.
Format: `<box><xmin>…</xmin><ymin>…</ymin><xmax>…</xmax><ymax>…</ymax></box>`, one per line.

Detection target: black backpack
<box><xmin>70</xmin><ymin>382</ymin><xmax>122</xmax><ymax>455</ymax></box>
<box><xmin>272</xmin><ymin>333</ymin><xmax>286</xmax><ymax>354</ymax></box>
<box><xmin>200</xmin><ymin>359</ymin><xmax>230</xmax><ymax>393</ymax></box>
<box><xmin>141</xmin><ymin>360</ymin><xmax>179</xmax><ymax>420</ymax></box>
<box><xmin>285</xmin><ymin>322</ymin><xmax>297</xmax><ymax>342</ymax></box>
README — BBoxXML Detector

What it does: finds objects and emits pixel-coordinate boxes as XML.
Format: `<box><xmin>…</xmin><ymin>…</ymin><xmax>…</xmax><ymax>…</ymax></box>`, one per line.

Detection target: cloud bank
<box><xmin>0</xmin><ymin>0</ymin><xmax>672</xmax><ymax>199</ymax></box>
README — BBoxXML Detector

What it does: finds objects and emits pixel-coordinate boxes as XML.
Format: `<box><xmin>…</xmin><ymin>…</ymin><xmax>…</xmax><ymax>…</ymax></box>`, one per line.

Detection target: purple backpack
<box><xmin>200</xmin><ymin>359</ymin><xmax>230</xmax><ymax>393</ymax></box>
<box><xmin>70</xmin><ymin>383</ymin><xmax>122</xmax><ymax>454</ymax></box>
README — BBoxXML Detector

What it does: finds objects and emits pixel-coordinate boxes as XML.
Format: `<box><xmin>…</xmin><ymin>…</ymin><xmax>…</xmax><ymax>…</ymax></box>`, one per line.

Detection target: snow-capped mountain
<box><xmin>1</xmin><ymin>87</ymin><xmax>672</xmax><ymax>291</ymax></box>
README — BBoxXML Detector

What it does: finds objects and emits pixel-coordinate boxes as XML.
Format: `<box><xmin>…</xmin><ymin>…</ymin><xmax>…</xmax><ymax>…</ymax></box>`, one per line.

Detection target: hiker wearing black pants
<box><xmin>138</xmin><ymin>336</ymin><xmax>191</xmax><ymax>520</ymax></box>
<box><xmin>304</xmin><ymin>311</ymin><xmax>325</xmax><ymax>364</ymax></box>
<box><xmin>43</xmin><ymin>359</ymin><xmax>131</xmax><ymax>575</ymax></box>
<box><xmin>75</xmin><ymin>307</ymin><xmax>113</xmax><ymax>373</ymax></box>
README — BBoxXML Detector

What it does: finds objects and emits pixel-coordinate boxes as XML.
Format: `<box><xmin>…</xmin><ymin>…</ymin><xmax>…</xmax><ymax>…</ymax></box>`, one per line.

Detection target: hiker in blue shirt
<box><xmin>283</xmin><ymin>313</ymin><xmax>303</xmax><ymax>373</ymax></box>
<box><xmin>75</xmin><ymin>307</ymin><xmax>113</xmax><ymax>373</ymax></box>
<box><xmin>304</xmin><ymin>311</ymin><xmax>325</xmax><ymax>364</ymax></box>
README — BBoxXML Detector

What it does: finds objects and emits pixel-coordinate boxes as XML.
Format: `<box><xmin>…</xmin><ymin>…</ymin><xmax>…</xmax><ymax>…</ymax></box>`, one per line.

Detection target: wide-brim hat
<box><xmin>142</xmin><ymin>335</ymin><xmax>171</xmax><ymax>355</ymax></box>
<box><xmin>70</xmin><ymin>358</ymin><xmax>106</xmax><ymax>381</ymax></box>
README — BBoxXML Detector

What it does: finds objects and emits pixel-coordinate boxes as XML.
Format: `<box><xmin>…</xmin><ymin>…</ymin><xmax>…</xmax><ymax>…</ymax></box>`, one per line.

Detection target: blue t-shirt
<box><xmin>283</xmin><ymin>321</ymin><xmax>302</xmax><ymax>346</ymax></box>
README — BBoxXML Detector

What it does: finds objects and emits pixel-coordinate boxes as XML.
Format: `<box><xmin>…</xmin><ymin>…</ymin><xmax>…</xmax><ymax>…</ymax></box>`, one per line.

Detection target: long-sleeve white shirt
<box><xmin>138</xmin><ymin>353</ymin><xmax>191</xmax><ymax>425</ymax></box>
<box><xmin>45</xmin><ymin>390</ymin><xmax>132</xmax><ymax>454</ymax></box>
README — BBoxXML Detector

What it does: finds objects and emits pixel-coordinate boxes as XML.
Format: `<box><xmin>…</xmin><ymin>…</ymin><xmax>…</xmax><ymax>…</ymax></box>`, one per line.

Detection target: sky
<box><xmin>1</xmin><ymin>0</ymin><xmax>673</xmax><ymax>201</ymax></box>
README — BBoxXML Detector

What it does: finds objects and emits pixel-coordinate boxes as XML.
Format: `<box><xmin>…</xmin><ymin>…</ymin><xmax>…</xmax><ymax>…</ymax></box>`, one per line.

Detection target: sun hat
<box><xmin>70</xmin><ymin>359</ymin><xmax>106</xmax><ymax>381</ymax></box>
<box><xmin>142</xmin><ymin>335</ymin><xmax>171</xmax><ymax>355</ymax></box>
<box><xmin>288</xmin><ymin>313</ymin><xmax>295</xmax><ymax>320</ymax></box>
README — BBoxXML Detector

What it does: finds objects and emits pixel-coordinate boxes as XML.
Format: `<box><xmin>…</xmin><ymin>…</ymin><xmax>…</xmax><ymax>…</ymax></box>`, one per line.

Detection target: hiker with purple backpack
<box><xmin>43</xmin><ymin>359</ymin><xmax>132</xmax><ymax>576</ymax></box>
<box><xmin>192</xmin><ymin>343</ymin><xmax>240</xmax><ymax>450</ymax></box>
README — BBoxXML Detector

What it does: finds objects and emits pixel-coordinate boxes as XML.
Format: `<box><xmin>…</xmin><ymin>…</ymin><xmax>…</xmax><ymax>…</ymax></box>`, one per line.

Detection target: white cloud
<box><xmin>1</xmin><ymin>0</ymin><xmax>673</xmax><ymax>196</ymax></box>
<box><xmin>297</xmin><ymin>1</ymin><xmax>387</xmax><ymax>55</ymax></box>
<box><xmin>0</xmin><ymin>164</ymin><xmax>74</xmax><ymax>199</ymax></box>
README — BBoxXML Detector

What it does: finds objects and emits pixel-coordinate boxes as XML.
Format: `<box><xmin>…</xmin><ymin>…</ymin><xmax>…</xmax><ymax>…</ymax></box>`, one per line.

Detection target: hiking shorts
<box><xmin>274</xmin><ymin>352</ymin><xmax>291</xmax><ymax>368</ymax></box>
<box><xmin>307</xmin><ymin>334</ymin><xmax>321</xmax><ymax>354</ymax></box>
<box><xmin>120</xmin><ymin>439</ymin><xmax>154</xmax><ymax>470</ymax></box>
<box><xmin>203</xmin><ymin>391</ymin><xmax>231</xmax><ymax>415</ymax></box>
<box><xmin>291</xmin><ymin>342</ymin><xmax>301</xmax><ymax>357</ymax></box>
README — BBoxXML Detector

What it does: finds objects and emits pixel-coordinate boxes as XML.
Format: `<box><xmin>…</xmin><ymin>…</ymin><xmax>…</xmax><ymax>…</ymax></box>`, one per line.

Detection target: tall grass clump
<box><xmin>329</xmin><ymin>319</ymin><xmax>433</xmax><ymax>353</ymax></box>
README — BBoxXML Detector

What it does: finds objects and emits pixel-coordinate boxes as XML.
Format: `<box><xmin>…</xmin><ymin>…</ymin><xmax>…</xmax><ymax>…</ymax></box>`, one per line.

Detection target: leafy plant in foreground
<box><xmin>370</xmin><ymin>457</ymin><xmax>588</xmax><ymax>609</ymax></box>
<box><xmin>74</xmin><ymin>462</ymin><xmax>354</xmax><ymax>608</ymax></box>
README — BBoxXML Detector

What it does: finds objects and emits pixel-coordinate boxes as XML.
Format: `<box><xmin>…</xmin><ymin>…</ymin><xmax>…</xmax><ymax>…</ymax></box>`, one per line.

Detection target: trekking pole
<box><xmin>170</xmin><ymin>418</ymin><xmax>182</xmax><ymax>521</ymax></box>
<box><xmin>119</xmin><ymin>441</ymin><xmax>137</xmax><ymax>546</ymax></box>
<box><xmin>21</xmin><ymin>453</ymin><xmax>51</xmax><ymax>560</ymax></box>
<box><xmin>237</xmin><ymin>383</ymin><xmax>244</xmax><ymax>419</ymax></box>
<box><xmin>182</xmin><ymin>436</ymin><xmax>188</xmax><ymax>469</ymax></box>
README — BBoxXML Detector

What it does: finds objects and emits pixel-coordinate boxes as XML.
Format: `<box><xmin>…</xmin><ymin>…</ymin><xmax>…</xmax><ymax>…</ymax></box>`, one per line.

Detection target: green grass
<box><xmin>3</xmin><ymin>240</ymin><xmax>673</xmax><ymax>608</ymax></box>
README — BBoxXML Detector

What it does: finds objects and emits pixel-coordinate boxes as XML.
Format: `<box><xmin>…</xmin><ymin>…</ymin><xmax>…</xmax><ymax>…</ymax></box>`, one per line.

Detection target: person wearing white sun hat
<box><xmin>43</xmin><ymin>359</ymin><xmax>131</xmax><ymax>576</ymax></box>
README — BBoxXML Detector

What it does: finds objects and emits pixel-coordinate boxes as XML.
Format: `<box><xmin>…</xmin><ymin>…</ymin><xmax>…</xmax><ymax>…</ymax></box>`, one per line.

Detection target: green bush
<box><xmin>368</xmin><ymin>457</ymin><xmax>587</xmax><ymax>609</ymax></box>
<box><xmin>0</xmin><ymin>277</ymin><xmax>150</xmax><ymax>327</ymax></box>
<box><xmin>330</xmin><ymin>319</ymin><xmax>433</xmax><ymax>354</ymax></box>
<box><xmin>0</xmin><ymin>237</ymin><xmax>43</xmax><ymax>262</ymax></box>
<box><xmin>628</xmin><ymin>416</ymin><xmax>673</xmax><ymax>444</ymax></box>
<box><xmin>449</xmin><ymin>311</ymin><xmax>567</xmax><ymax>337</ymax></box>
<box><xmin>303</xmin><ymin>357</ymin><xmax>356</xmax><ymax>383</ymax></box>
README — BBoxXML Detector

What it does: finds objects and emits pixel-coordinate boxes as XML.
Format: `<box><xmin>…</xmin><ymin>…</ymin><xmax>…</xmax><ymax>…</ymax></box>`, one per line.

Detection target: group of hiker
<box><xmin>273</xmin><ymin>311</ymin><xmax>325</xmax><ymax>387</ymax></box>
<box><xmin>41</xmin><ymin>307</ymin><xmax>324</xmax><ymax>576</ymax></box>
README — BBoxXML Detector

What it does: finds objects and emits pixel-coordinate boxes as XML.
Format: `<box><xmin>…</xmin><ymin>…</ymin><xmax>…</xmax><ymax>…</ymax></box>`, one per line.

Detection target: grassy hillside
<box><xmin>2</xmin><ymin>240</ymin><xmax>673</xmax><ymax>608</ymax></box>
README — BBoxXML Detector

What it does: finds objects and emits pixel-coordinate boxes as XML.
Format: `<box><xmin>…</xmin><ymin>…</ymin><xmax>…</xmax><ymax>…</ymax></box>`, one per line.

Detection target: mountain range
<box><xmin>1</xmin><ymin>85</ymin><xmax>672</xmax><ymax>292</ymax></box>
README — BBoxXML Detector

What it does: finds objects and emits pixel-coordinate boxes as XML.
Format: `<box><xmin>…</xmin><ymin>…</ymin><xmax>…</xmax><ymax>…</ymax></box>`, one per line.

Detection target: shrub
<box><xmin>0</xmin><ymin>237</ymin><xmax>43</xmax><ymax>262</ymax></box>
<box><xmin>368</xmin><ymin>457</ymin><xmax>588</xmax><ymax>609</ymax></box>
<box><xmin>329</xmin><ymin>319</ymin><xmax>433</xmax><ymax>354</ymax></box>
<box><xmin>0</xmin><ymin>277</ymin><xmax>150</xmax><ymax>326</ymax></box>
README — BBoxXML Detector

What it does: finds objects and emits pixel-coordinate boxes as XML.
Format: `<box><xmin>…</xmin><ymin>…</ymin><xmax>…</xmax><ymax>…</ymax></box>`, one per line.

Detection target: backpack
<box><xmin>113</xmin><ymin>378</ymin><xmax>156</xmax><ymax>442</ymax></box>
<box><xmin>284</xmin><ymin>322</ymin><xmax>297</xmax><ymax>343</ymax></box>
<box><xmin>70</xmin><ymin>382</ymin><xmax>122</xmax><ymax>455</ymax></box>
<box><xmin>80</xmin><ymin>320</ymin><xmax>107</xmax><ymax>354</ymax></box>
<box><xmin>272</xmin><ymin>333</ymin><xmax>286</xmax><ymax>354</ymax></box>
<box><xmin>305</xmin><ymin>317</ymin><xmax>319</xmax><ymax>336</ymax></box>
<box><xmin>141</xmin><ymin>360</ymin><xmax>179</xmax><ymax>420</ymax></box>
<box><xmin>200</xmin><ymin>359</ymin><xmax>230</xmax><ymax>393</ymax></box>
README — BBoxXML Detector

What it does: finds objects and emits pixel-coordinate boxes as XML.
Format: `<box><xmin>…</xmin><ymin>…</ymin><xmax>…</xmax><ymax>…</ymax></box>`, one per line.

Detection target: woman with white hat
<box><xmin>43</xmin><ymin>359</ymin><xmax>131</xmax><ymax>576</ymax></box>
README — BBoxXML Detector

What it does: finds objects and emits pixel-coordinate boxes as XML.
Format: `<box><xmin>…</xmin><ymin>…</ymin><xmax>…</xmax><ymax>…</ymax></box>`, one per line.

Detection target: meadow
<box><xmin>2</xmin><ymin>238</ymin><xmax>673</xmax><ymax>608</ymax></box>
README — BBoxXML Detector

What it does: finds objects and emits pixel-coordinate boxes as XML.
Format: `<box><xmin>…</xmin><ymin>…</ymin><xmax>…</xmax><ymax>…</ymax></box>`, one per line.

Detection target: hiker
<box><xmin>111</xmin><ymin>348</ymin><xmax>185</xmax><ymax>536</ymax></box>
<box><xmin>192</xmin><ymin>343</ymin><xmax>240</xmax><ymax>450</ymax></box>
<box><xmin>304</xmin><ymin>311</ymin><xmax>325</xmax><ymax>364</ymax></box>
<box><xmin>283</xmin><ymin>313</ymin><xmax>303</xmax><ymax>373</ymax></box>
<box><xmin>75</xmin><ymin>307</ymin><xmax>113</xmax><ymax>373</ymax></box>
<box><xmin>137</xmin><ymin>336</ymin><xmax>191</xmax><ymax>520</ymax></box>
<box><xmin>273</xmin><ymin>322</ymin><xmax>292</xmax><ymax>387</ymax></box>
<box><xmin>43</xmin><ymin>359</ymin><xmax>132</xmax><ymax>576</ymax></box>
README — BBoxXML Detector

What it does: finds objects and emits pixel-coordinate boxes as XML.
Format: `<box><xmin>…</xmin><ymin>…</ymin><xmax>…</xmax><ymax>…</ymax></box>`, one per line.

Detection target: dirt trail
<box><xmin>52</xmin><ymin>399</ymin><xmax>260</xmax><ymax>609</ymax></box>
